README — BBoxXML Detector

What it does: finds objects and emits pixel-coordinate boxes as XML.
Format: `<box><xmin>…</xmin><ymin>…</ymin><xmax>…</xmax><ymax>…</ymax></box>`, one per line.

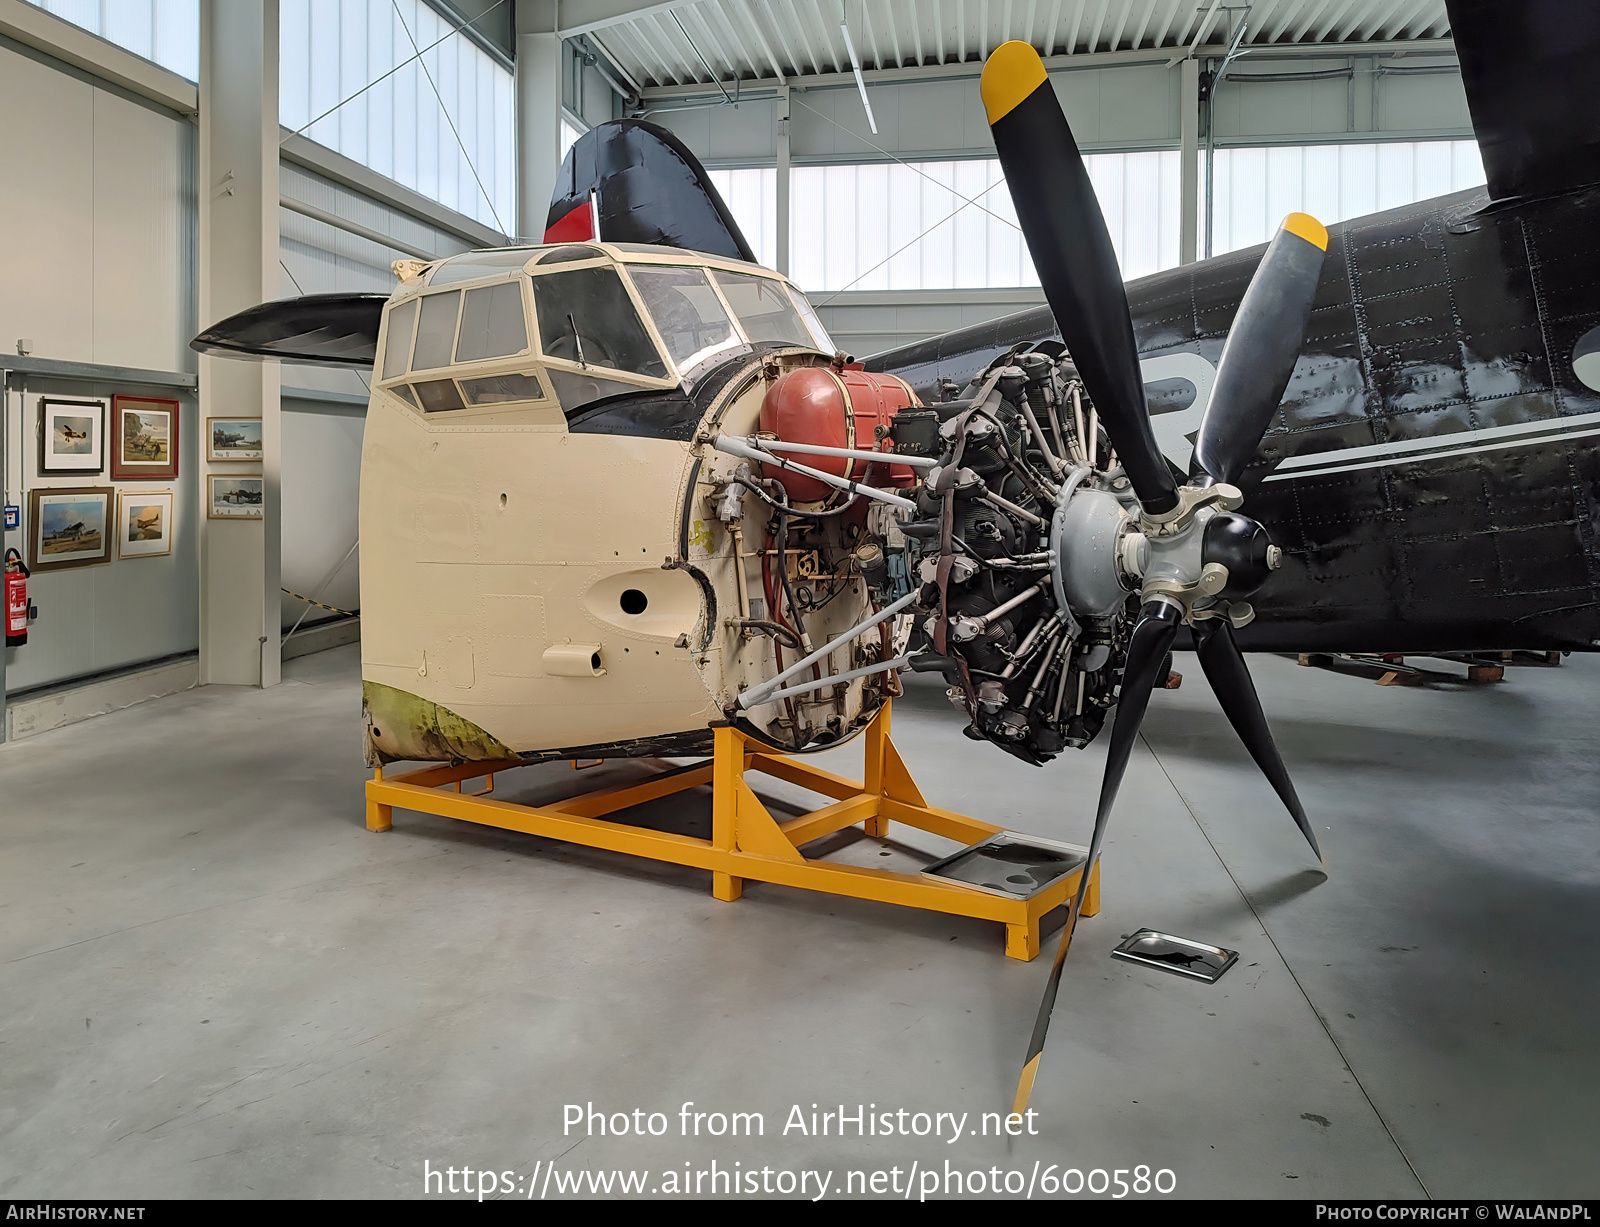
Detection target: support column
<box><xmin>517</xmin><ymin>0</ymin><xmax>565</xmax><ymax>241</ymax></box>
<box><xmin>1180</xmin><ymin>57</ymin><xmax>1200</xmax><ymax>266</ymax></box>
<box><xmin>198</xmin><ymin>1</ymin><xmax>281</xmax><ymax>687</ymax></box>
<box><xmin>776</xmin><ymin>86</ymin><xmax>791</xmax><ymax>276</ymax></box>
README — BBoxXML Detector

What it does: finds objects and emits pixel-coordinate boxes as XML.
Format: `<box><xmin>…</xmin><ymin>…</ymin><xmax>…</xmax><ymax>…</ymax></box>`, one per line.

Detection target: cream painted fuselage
<box><xmin>359</xmin><ymin>244</ymin><xmax>887</xmax><ymax>765</ymax></box>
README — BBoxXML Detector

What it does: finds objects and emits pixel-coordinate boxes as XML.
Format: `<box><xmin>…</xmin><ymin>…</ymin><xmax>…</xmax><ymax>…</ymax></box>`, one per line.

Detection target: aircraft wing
<box><xmin>190</xmin><ymin>292</ymin><xmax>387</xmax><ymax>367</ymax></box>
<box><xmin>1449</xmin><ymin>0</ymin><xmax>1600</xmax><ymax>201</ymax></box>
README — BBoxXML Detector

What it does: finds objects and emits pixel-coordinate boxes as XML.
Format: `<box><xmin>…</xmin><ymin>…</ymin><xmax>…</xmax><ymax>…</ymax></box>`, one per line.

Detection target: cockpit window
<box><xmin>455</xmin><ymin>282</ymin><xmax>527</xmax><ymax>363</ymax></box>
<box><xmin>628</xmin><ymin>265</ymin><xmax>738</xmax><ymax>373</ymax></box>
<box><xmin>412</xmin><ymin>290</ymin><xmax>461</xmax><ymax>370</ymax></box>
<box><xmin>787</xmin><ymin>286</ymin><xmax>836</xmax><ymax>352</ymax></box>
<box><xmin>426</xmin><ymin>248</ymin><xmax>539</xmax><ymax>284</ymax></box>
<box><xmin>712</xmin><ymin>271</ymin><xmax>816</xmax><ymax>347</ymax></box>
<box><xmin>536</xmin><ymin>245</ymin><xmax>604</xmax><ymax>264</ymax></box>
<box><xmin>534</xmin><ymin>266</ymin><xmax>667</xmax><ymax>379</ymax></box>
<box><xmin>382</xmin><ymin>299</ymin><xmax>417</xmax><ymax>381</ymax></box>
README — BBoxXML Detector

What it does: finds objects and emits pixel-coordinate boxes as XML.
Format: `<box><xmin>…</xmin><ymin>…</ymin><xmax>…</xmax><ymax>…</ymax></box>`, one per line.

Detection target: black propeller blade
<box><xmin>1191</xmin><ymin>214</ymin><xmax>1328</xmax><ymax>486</ymax></box>
<box><xmin>1191</xmin><ymin>618</ymin><xmax>1322</xmax><ymax>863</ymax></box>
<box><xmin>191</xmin><ymin>293</ymin><xmax>387</xmax><ymax>368</ymax></box>
<box><xmin>982</xmin><ymin>40</ymin><xmax>1328</xmax><ymax>1115</ymax></box>
<box><xmin>982</xmin><ymin>42</ymin><xmax>1178</xmax><ymax>516</ymax></box>
<box><xmin>1012</xmin><ymin>599</ymin><xmax>1183</xmax><ymax>1114</ymax></box>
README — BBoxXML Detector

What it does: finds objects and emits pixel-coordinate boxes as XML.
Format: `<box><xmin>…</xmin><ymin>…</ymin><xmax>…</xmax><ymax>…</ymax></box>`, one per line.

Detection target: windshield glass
<box><xmin>629</xmin><ymin>265</ymin><xmax>738</xmax><ymax>373</ymax></box>
<box><xmin>533</xmin><ymin>266</ymin><xmax>666</xmax><ymax>379</ymax></box>
<box><xmin>712</xmin><ymin>271</ymin><xmax>816</xmax><ymax>346</ymax></box>
<box><xmin>788</xmin><ymin>286</ymin><xmax>835</xmax><ymax>352</ymax></box>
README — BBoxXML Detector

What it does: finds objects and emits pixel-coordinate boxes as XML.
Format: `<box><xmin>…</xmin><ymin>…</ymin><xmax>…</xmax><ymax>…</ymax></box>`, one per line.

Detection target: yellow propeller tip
<box><xmin>1011</xmin><ymin>1053</ymin><xmax>1042</xmax><ymax>1116</ymax></box>
<box><xmin>1283</xmin><ymin>212</ymin><xmax>1329</xmax><ymax>251</ymax></box>
<box><xmin>982</xmin><ymin>41</ymin><xmax>1049</xmax><ymax>125</ymax></box>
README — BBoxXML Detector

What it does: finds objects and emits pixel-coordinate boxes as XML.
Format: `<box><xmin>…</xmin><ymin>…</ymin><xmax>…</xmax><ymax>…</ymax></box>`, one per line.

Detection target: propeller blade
<box><xmin>981</xmin><ymin>42</ymin><xmax>1178</xmax><ymax>516</ymax></box>
<box><xmin>191</xmin><ymin>293</ymin><xmax>387</xmax><ymax>368</ymax></box>
<box><xmin>1191</xmin><ymin>214</ymin><xmax>1329</xmax><ymax>487</ymax></box>
<box><xmin>1191</xmin><ymin>618</ymin><xmax>1323</xmax><ymax>863</ymax></box>
<box><xmin>1012</xmin><ymin>599</ymin><xmax>1184</xmax><ymax>1114</ymax></box>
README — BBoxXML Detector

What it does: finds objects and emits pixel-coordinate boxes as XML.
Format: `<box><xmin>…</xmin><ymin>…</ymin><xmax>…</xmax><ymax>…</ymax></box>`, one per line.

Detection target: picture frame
<box><xmin>28</xmin><ymin>486</ymin><xmax>113</xmax><ymax>571</ymax></box>
<box><xmin>207</xmin><ymin>417</ymin><xmax>263</xmax><ymax>462</ymax></box>
<box><xmin>116</xmin><ymin>489</ymin><xmax>174</xmax><ymax>559</ymax></box>
<box><xmin>39</xmin><ymin>398</ymin><xmax>106</xmax><ymax>474</ymax></box>
<box><xmin>111</xmin><ymin>396</ymin><xmax>179</xmax><ymax>481</ymax></box>
<box><xmin>209</xmin><ymin>475</ymin><xmax>264</xmax><ymax>519</ymax></box>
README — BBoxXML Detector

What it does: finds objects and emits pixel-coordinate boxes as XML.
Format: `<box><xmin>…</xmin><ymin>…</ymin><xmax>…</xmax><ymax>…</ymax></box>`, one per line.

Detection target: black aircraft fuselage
<box><xmin>869</xmin><ymin>183</ymin><xmax>1600</xmax><ymax>654</ymax></box>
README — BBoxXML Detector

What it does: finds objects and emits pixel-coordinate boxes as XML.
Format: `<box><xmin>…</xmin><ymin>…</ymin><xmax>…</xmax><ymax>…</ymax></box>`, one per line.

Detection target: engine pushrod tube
<box><xmin>738</xmin><ymin>588</ymin><xmax>921</xmax><ymax>708</ymax></box>
<box><xmin>755</xmin><ymin>438</ymin><xmax>938</xmax><ymax>469</ymax></box>
<box><xmin>970</xmin><ymin>581</ymin><xmax>1047</xmax><ymax>632</ymax></box>
<box><xmin>713</xmin><ymin>436</ymin><xmax>919</xmax><ymax>510</ymax></box>
<box><xmin>1018</xmin><ymin>399</ymin><xmax>1066</xmax><ymax>478</ymax></box>
<box><xmin>977</xmin><ymin>488</ymin><xmax>1045</xmax><ymax>527</ymax></box>
<box><xmin>756</xmin><ymin>654</ymin><xmax>919</xmax><ymax>705</ymax></box>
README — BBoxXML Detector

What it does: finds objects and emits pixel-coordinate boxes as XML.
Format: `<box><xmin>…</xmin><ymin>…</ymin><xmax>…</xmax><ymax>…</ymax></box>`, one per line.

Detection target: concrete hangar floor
<box><xmin>0</xmin><ymin>642</ymin><xmax>1595</xmax><ymax>1200</ymax></box>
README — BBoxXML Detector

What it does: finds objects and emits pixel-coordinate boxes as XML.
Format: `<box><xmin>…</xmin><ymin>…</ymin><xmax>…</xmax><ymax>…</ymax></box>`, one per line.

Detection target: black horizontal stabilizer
<box><xmin>547</xmin><ymin>119</ymin><xmax>757</xmax><ymax>264</ymax></box>
<box><xmin>191</xmin><ymin>293</ymin><xmax>387</xmax><ymax>368</ymax></box>
<box><xmin>1448</xmin><ymin>0</ymin><xmax>1600</xmax><ymax>201</ymax></box>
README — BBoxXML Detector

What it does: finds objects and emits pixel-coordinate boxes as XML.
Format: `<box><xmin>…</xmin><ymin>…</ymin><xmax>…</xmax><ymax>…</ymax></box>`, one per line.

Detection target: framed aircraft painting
<box><xmin>207</xmin><ymin>417</ymin><xmax>263</xmax><ymax>462</ymax></box>
<box><xmin>39</xmin><ymin>398</ymin><xmax>105</xmax><ymax>475</ymax></box>
<box><xmin>209</xmin><ymin>475</ymin><xmax>263</xmax><ymax>519</ymax></box>
<box><xmin>116</xmin><ymin>489</ymin><xmax>173</xmax><ymax>560</ymax></box>
<box><xmin>28</xmin><ymin>486</ymin><xmax>112</xmax><ymax>571</ymax></box>
<box><xmin>111</xmin><ymin>396</ymin><xmax>179</xmax><ymax>482</ymax></box>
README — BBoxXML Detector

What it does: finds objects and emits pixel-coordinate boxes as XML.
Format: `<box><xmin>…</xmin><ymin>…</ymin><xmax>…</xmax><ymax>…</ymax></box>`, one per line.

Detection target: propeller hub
<box><xmin>1201</xmin><ymin>511</ymin><xmax>1278</xmax><ymax>600</ymax></box>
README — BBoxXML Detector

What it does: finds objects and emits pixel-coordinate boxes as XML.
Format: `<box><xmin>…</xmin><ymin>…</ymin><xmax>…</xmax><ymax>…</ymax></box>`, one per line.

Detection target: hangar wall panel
<box><xmin>812</xmin><ymin>288</ymin><xmax>1047</xmax><ymax>363</ymax></box>
<box><xmin>0</xmin><ymin>41</ymin><xmax>192</xmax><ymax>371</ymax></box>
<box><xmin>0</xmin><ymin>39</ymin><xmax>199</xmax><ymax>695</ymax></box>
<box><xmin>0</xmin><ymin>41</ymin><xmax>95</xmax><ymax>364</ymax></box>
<box><xmin>3</xmin><ymin>388</ymin><xmax>200</xmax><ymax>695</ymax></box>
<box><xmin>92</xmin><ymin>85</ymin><xmax>194</xmax><ymax>373</ymax></box>
<box><xmin>279</xmin><ymin>402</ymin><xmax>363</xmax><ymax>632</ymax></box>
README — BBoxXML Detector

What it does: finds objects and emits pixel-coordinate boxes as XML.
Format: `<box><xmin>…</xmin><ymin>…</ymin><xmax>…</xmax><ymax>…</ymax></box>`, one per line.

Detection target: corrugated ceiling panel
<box><xmin>586</xmin><ymin>0</ymin><xmax>1450</xmax><ymax>88</ymax></box>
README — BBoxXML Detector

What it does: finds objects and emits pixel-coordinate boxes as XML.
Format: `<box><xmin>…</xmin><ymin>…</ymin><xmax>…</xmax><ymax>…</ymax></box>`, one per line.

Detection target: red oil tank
<box><xmin>757</xmin><ymin>363</ymin><xmax>921</xmax><ymax>504</ymax></box>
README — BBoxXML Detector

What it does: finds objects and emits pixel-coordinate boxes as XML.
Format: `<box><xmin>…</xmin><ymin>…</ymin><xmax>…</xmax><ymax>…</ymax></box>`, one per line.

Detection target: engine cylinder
<box><xmin>758</xmin><ymin>364</ymin><xmax>921</xmax><ymax>503</ymax></box>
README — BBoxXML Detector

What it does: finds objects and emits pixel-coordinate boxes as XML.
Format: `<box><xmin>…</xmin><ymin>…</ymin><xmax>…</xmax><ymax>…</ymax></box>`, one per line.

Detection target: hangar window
<box><xmin>628</xmin><ymin>266</ymin><xmax>737</xmax><ymax>373</ymax></box>
<box><xmin>280</xmin><ymin>0</ymin><xmax>514</xmax><ymax>232</ymax></box>
<box><xmin>533</xmin><ymin>267</ymin><xmax>667</xmax><ymax>379</ymax></box>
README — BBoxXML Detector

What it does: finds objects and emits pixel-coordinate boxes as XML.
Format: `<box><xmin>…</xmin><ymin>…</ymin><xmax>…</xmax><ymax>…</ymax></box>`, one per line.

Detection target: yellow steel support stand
<box><xmin>364</xmin><ymin>700</ymin><xmax>1098</xmax><ymax>960</ymax></box>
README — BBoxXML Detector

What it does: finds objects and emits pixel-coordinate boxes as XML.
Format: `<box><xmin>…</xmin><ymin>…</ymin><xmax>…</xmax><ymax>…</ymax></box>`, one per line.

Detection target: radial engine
<box><xmin>711</xmin><ymin>346</ymin><xmax>1281</xmax><ymax>766</ymax></box>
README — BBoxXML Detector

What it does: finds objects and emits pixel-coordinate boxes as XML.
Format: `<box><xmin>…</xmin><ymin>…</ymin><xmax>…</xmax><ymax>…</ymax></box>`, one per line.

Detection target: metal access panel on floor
<box><xmin>364</xmin><ymin>700</ymin><xmax>1097</xmax><ymax>961</ymax></box>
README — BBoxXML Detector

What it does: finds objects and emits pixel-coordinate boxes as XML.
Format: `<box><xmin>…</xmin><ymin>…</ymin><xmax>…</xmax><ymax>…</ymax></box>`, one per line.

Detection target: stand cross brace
<box><xmin>364</xmin><ymin>700</ymin><xmax>1097</xmax><ymax>961</ymax></box>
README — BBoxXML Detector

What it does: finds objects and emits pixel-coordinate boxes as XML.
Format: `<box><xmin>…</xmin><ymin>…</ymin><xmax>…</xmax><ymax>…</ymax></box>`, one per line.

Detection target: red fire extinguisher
<box><xmin>5</xmin><ymin>547</ymin><xmax>28</xmax><ymax>647</ymax></box>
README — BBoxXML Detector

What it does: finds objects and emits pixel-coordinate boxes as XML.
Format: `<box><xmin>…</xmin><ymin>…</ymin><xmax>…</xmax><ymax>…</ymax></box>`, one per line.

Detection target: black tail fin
<box><xmin>1449</xmin><ymin>0</ymin><xmax>1600</xmax><ymax>201</ymax></box>
<box><xmin>546</xmin><ymin>119</ymin><xmax>758</xmax><ymax>264</ymax></box>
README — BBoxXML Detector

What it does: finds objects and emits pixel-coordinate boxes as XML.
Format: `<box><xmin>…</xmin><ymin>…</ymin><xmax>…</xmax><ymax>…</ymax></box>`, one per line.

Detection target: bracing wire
<box><xmin>389</xmin><ymin>0</ymin><xmax>510</xmax><ymax>236</ymax></box>
<box><xmin>280</xmin><ymin>0</ymin><xmax>510</xmax><ymax>146</ymax></box>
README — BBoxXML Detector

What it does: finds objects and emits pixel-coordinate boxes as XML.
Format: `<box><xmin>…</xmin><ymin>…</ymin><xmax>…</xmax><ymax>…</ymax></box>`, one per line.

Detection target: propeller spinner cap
<box><xmin>1202</xmin><ymin>512</ymin><xmax>1277</xmax><ymax>600</ymax></box>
